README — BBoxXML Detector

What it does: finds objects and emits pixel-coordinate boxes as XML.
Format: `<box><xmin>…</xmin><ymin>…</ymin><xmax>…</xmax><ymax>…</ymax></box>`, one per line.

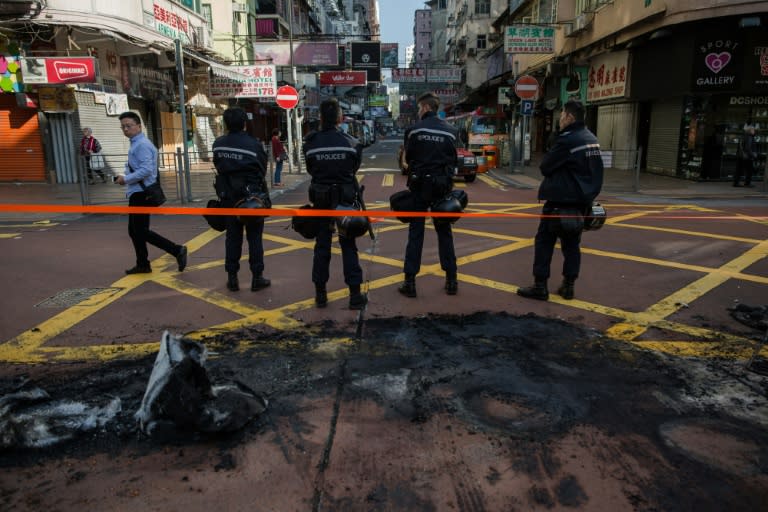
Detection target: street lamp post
<box><xmin>287</xmin><ymin>0</ymin><xmax>303</xmax><ymax>173</ymax></box>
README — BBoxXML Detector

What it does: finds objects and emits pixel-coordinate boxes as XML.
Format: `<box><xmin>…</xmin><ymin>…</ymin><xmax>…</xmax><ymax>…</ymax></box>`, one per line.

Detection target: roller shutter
<box><xmin>73</xmin><ymin>91</ymin><xmax>129</xmax><ymax>178</ymax></box>
<box><xmin>646</xmin><ymin>97</ymin><xmax>683</xmax><ymax>175</ymax></box>
<box><xmin>596</xmin><ymin>102</ymin><xmax>639</xmax><ymax>170</ymax></box>
<box><xmin>0</xmin><ymin>94</ymin><xmax>46</xmax><ymax>182</ymax></box>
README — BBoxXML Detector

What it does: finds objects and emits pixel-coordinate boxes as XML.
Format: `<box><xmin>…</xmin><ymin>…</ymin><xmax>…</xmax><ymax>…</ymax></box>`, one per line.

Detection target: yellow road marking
<box><xmin>477</xmin><ymin>174</ymin><xmax>506</xmax><ymax>190</ymax></box>
<box><xmin>2</xmin><ymin>200</ymin><xmax>766</xmax><ymax>363</ymax></box>
<box><xmin>382</xmin><ymin>174</ymin><xmax>394</xmax><ymax>187</ymax></box>
<box><xmin>0</xmin><ymin>233</ymin><xmax>20</xmax><ymax>239</ymax></box>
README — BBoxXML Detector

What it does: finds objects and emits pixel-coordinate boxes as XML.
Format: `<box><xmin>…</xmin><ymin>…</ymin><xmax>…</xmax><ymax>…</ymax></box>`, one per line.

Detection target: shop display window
<box><xmin>678</xmin><ymin>96</ymin><xmax>766</xmax><ymax>181</ymax></box>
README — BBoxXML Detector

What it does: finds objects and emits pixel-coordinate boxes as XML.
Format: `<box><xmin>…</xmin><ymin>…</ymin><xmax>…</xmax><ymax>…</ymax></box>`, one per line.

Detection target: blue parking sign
<box><xmin>520</xmin><ymin>99</ymin><xmax>534</xmax><ymax>116</ymax></box>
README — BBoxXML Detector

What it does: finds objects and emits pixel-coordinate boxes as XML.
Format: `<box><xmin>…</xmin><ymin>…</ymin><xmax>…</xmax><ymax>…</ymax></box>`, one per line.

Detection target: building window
<box><xmin>202</xmin><ymin>4</ymin><xmax>212</xmax><ymax>27</ymax></box>
<box><xmin>476</xmin><ymin>34</ymin><xmax>486</xmax><ymax>49</ymax></box>
<box><xmin>438</xmin><ymin>0</ymin><xmax>447</xmax><ymax>8</ymax></box>
<box><xmin>475</xmin><ymin>0</ymin><xmax>491</xmax><ymax>15</ymax></box>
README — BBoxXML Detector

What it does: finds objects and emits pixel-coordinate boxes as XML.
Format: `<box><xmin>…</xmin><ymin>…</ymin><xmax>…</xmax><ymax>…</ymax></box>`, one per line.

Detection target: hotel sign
<box><xmin>504</xmin><ymin>25</ymin><xmax>555</xmax><ymax>54</ymax></box>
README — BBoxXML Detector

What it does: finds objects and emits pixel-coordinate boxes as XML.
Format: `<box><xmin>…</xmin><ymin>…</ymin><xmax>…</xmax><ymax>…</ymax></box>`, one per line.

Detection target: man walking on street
<box><xmin>213</xmin><ymin>107</ymin><xmax>271</xmax><ymax>292</ymax></box>
<box><xmin>116</xmin><ymin>112</ymin><xmax>187</xmax><ymax>275</ymax></box>
<box><xmin>303</xmin><ymin>98</ymin><xmax>367</xmax><ymax>310</ymax></box>
<box><xmin>517</xmin><ymin>100</ymin><xmax>603</xmax><ymax>301</ymax></box>
<box><xmin>398</xmin><ymin>92</ymin><xmax>459</xmax><ymax>298</ymax></box>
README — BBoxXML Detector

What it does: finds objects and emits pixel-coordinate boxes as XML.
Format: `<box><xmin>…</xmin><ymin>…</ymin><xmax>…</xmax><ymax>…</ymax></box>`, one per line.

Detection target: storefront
<box><xmin>631</xmin><ymin>17</ymin><xmax>767</xmax><ymax>180</ymax></box>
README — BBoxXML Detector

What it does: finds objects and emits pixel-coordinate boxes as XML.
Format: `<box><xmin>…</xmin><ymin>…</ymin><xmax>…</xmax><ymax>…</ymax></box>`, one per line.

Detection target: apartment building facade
<box><xmin>0</xmin><ymin>0</ymin><xmax>379</xmax><ymax>183</ymax></box>
<box><xmin>430</xmin><ymin>0</ymin><xmax>767</xmax><ymax>180</ymax></box>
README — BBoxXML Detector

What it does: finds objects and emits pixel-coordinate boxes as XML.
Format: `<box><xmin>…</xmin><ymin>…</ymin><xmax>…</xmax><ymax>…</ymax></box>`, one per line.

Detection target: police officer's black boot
<box><xmin>445</xmin><ymin>273</ymin><xmax>458</xmax><ymax>295</ymax></box>
<box><xmin>251</xmin><ymin>274</ymin><xmax>271</xmax><ymax>291</ymax></box>
<box><xmin>557</xmin><ymin>277</ymin><xmax>575</xmax><ymax>300</ymax></box>
<box><xmin>517</xmin><ymin>278</ymin><xmax>549</xmax><ymax>301</ymax></box>
<box><xmin>398</xmin><ymin>274</ymin><xmax>416</xmax><ymax>298</ymax></box>
<box><xmin>226</xmin><ymin>272</ymin><xmax>239</xmax><ymax>292</ymax></box>
<box><xmin>348</xmin><ymin>284</ymin><xmax>367</xmax><ymax>310</ymax></box>
<box><xmin>315</xmin><ymin>283</ymin><xmax>328</xmax><ymax>308</ymax></box>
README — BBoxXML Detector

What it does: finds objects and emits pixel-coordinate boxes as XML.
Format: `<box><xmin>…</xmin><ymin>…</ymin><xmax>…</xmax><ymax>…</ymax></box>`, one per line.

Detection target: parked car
<box><xmin>398</xmin><ymin>141</ymin><xmax>478</xmax><ymax>183</ymax></box>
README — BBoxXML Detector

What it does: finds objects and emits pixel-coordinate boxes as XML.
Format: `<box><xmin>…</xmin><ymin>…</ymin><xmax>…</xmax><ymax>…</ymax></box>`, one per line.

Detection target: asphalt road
<box><xmin>1</xmin><ymin>139</ymin><xmax>767</xmax><ymax>511</ymax></box>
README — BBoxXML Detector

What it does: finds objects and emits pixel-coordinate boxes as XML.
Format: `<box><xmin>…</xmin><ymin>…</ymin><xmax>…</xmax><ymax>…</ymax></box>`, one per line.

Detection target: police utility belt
<box><xmin>309</xmin><ymin>182</ymin><xmax>359</xmax><ymax>209</ymax></box>
<box><xmin>408</xmin><ymin>168</ymin><xmax>452</xmax><ymax>202</ymax></box>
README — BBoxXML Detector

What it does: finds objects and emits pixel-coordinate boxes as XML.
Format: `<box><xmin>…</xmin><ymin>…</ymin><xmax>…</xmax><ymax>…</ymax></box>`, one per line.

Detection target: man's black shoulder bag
<box><xmin>129</xmin><ymin>163</ymin><xmax>166</xmax><ymax>206</ymax></box>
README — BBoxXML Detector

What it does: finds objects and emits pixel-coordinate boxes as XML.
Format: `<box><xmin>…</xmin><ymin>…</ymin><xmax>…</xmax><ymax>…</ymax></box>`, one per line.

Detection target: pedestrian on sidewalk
<box><xmin>213</xmin><ymin>107</ymin><xmax>271</xmax><ymax>293</ymax></box>
<box><xmin>517</xmin><ymin>100</ymin><xmax>603</xmax><ymax>301</ymax></box>
<box><xmin>734</xmin><ymin>124</ymin><xmax>757</xmax><ymax>187</ymax></box>
<box><xmin>397</xmin><ymin>91</ymin><xmax>459</xmax><ymax>298</ymax></box>
<box><xmin>303</xmin><ymin>98</ymin><xmax>367</xmax><ymax>310</ymax></box>
<box><xmin>116</xmin><ymin>112</ymin><xmax>187</xmax><ymax>275</ymax></box>
<box><xmin>79</xmin><ymin>127</ymin><xmax>106</xmax><ymax>184</ymax></box>
<box><xmin>271</xmin><ymin>128</ymin><xmax>286</xmax><ymax>187</ymax></box>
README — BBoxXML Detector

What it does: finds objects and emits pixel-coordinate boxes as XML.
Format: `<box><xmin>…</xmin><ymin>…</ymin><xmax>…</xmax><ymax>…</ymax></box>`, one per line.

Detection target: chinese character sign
<box><xmin>426</xmin><ymin>67</ymin><xmax>461</xmax><ymax>83</ymax></box>
<box><xmin>392</xmin><ymin>68</ymin><xmax>426</xmax><ymax>83</ymax></box>
<box><xmin>504</xmin><ymin>25</ymin><xmax>555</xmax><ymax>54</ymax></box>
<box><xmin>587</xmin><ymin>51</ymin><xmax>629</xmax><ymax>101</ymax></box>
<box><xmin>154</xmin><ymin>3</ymin><xmax>191</xmax><ymax>44</ymax></box>
<box><xmin>210</xmin><ymin>65</ymin><xmax>277</xmax><ymax>99</ymax></box>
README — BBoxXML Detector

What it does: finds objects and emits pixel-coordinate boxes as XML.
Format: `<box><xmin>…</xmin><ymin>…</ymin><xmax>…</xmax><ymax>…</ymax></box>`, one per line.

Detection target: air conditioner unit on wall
<box><xmin>232</xmin><ymin>2</ymin><xmax>248</xmax><ymax>13</ymax></box>
<box><xmin>194</xmin><ymin>26</ymin><xmax>212</xmax><ymax>49</ymax></box>
<box><xmin>574</xmin><ymin>13</ymin><xmax>592</xmax><ymax>32</ymax></box>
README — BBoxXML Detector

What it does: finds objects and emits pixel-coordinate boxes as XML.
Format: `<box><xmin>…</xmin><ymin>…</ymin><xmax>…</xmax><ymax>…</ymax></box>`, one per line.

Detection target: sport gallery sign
<box><xmin>691</xmin><ymin>36</ymin><xmax>742</xmax><ymax>92</ymax></box>
<box><xmin>20</xmin><ymin>57</ymin><xmax>97</xmax><ymax>85</ymax></box>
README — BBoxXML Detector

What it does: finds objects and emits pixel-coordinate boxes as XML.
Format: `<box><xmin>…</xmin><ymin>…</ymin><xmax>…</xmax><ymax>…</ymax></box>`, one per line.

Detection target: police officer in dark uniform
<box><xmin>398</xmin><ymin>92</ymin><xmax>459</xmax><ymax>298</ymax></box>
<box><xmin>303</xmin><ymin>98</ymin><xmax>367</xmax><ymax>310</ymax></box>
<box><xmin>212</xmin><ymin>107</ymin><xmax>271</xmax><ymax>292</ymax></box>
<box><xmin>517</xmin><ymin>100</ymin><xmax>604</xmax><ymax>301</ymax></box>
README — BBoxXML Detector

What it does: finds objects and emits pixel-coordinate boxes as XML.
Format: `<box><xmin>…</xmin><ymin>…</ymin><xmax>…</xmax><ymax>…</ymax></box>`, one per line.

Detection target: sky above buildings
<box><xmin>379</xmin><ymin>0</ymin><xmax>422</xmax><ymax>66</ymax></box>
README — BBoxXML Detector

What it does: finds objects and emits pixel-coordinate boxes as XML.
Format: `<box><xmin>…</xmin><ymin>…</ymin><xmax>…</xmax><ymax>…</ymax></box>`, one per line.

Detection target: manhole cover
<box><xmin>35</xmin><ymin>287</ymin><xmax>123</xmax><ymax>308</ymax></box>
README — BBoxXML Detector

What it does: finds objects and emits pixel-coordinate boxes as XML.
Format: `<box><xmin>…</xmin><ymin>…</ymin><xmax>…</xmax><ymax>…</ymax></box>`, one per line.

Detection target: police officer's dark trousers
<box><xmin>403</xmin><ymin>195</ymin><xmax>457</xmax><ymax>277</ymax></box>
<box><xmin>532</xmin><ymin>203</ymin><xmax>581</xmax><ymax>280</ymax></box>
<box><xmin>313</xmin><ymin>221</ymin><xmax>363</xmax><ymax>286</ymax></box>
<box><xmin>128</xmin><ymin>191</ymin><xmax>182</xmax><ymax>267</ymax></box>
<box><xmin>225</xmin><ymin>217</ymin><xmax>265</xmax><ymax>275</ymax></box>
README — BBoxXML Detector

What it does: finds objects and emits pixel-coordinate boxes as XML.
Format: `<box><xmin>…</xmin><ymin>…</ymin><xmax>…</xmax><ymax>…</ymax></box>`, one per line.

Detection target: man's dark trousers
<box><xmin>403</xmin><ymin>195</ymin><xmax>457</xmax><ymax>277</ymax></box>
<box><xmin>312</xmin><ymin>221</ymin><xmax>363</xmax><ymax>286</ymax></box>
<box><xmin>225</xmin><ymin>217</ymin><xmax>265</xmax><ymax>275</ymax></box>
<box><xmin>128</xmin><ymin>191</ymin><xmax>180</xmax><ymax>267</ymax></box>
<box><xmin>532</xmin><ymin>204</ymin><xmax>582</xmax><ymax>280</ymax></box>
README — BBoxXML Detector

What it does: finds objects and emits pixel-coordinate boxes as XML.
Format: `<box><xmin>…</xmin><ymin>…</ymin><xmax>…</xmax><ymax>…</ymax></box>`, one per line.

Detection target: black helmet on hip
<box><xmin>236</xmin><ymin>195</ymin><xmax>267</xmax><ymax>227</ymax></box>
<box><xmin>291</xmin><ymin>204</ymin><xmax>325</xmax><ymax>239</ymax></box>
<box><xmin>583</xmin><ymin>202</ymin><xmax>607</xmax><ymax>231</ymax></box>
<box><xmin>431</xmin><ymin>191</ymin><xmax>464</xmax><ymax>224</ymax></box>
<box><xmin>335</xmin><ymin>204</ymin><xmax>370</xmax><ymax>238</ymax></box>
<box><xmin>203</xmin><ymin>199</ymin><xmax>227</xmax><ymax>232</ymax></box>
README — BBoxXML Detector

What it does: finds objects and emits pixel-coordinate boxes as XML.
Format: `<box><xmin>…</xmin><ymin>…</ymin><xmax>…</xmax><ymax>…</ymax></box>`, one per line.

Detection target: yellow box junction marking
<box><xmin>1</xmin><ymin>202</ymin><xmax>766</xmax><ymax>363</ymax></box>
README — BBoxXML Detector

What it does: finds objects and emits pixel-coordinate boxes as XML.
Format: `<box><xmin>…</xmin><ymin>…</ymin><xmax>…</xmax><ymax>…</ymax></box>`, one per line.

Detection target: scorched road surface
<box><xmin>2</xmin><ymin>312</ymin><xmax>767</xmax><ymax>511</ymax></box>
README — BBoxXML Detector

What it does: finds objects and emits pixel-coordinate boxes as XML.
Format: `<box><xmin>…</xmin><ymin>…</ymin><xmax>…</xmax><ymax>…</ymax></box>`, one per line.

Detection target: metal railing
<box><xmin>78</xmin><ymin>146</ymin><xmax>305</xmax><ymax>205</ymax></box>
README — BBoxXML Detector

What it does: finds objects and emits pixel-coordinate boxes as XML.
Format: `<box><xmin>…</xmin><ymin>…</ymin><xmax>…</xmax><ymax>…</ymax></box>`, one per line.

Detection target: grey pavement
<box><xmin>0</xmin><ymin>163</ymin><xmax>312</xmax><ymax>222</ymax></box>
<box><xmin>492</xmin><ymin>158</ymin><xmax>768</xmax><ymax>204</ymax></box>
<box><xmin>1</xmin><ymin>158</ymin><xmax>766</xmax><ymax>222</ymax></box>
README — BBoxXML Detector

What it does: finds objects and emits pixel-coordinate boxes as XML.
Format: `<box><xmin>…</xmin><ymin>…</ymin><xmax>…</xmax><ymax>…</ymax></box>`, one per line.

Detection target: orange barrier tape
<box><xmin>0</xmin><ymin>203</ymin><xmax>765</xmax><ymax>221</ymax></box>
<box><xmin>0</xmin><ymin>203</ymin><xmax>538</xmax><ymax>219</ymax></box>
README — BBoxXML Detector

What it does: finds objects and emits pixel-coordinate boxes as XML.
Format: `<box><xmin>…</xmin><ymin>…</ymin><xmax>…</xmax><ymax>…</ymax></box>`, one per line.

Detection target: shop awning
<box><xmin>183</xmin><ymin>49</ymin><xmax>249</xmax><ymax>81</ymax></box>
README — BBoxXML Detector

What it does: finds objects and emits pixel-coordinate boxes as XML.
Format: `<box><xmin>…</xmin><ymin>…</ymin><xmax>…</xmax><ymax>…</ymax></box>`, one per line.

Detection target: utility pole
<box><xmin>287</xmin><ymin>0</ymin><xmax>302</xmax><ymax>172</ymax></box>
<box><xmin>175</xmin><ymin>38</ymin><xmax>191</xmax><ymax>202</ymax></box>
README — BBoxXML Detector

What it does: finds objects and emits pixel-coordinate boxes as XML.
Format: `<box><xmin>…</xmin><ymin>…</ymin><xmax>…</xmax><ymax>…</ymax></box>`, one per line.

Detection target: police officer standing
<box><xmin>303</xmin><ymin>98</ymin><xmax>367</xmax><ymax>310</ymax></box>
<box><xmin>517</xmin><ymin>100</ymin><xmax>604</xmax><ymax>301</ymax></box>
<box><xmin>398</xmin><ymin>92</ymin><xmax>459</xmax><ymax>298</ymax></box>
<box><xmin>212</xmin><ymin>107</ymin><xmax>271</xmax><ymax>293</ymax></box>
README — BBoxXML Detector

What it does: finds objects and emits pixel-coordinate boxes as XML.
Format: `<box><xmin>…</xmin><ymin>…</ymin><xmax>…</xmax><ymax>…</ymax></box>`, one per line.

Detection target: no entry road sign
<box><xmin>276</xmin><ymin>85</ymin><xmax>299</xmax><ymax>109</ymax></box>
<box><xmin>514</xmin><ymin>75</ymin><xmax>539</xmax><ymax>100</ymax></box>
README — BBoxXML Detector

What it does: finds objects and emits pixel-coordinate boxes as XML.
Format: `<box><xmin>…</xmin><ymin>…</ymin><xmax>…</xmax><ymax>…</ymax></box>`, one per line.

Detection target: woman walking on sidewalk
<box><xmin>271</xmin><ymin>128</ymin><xmax>286</xmax><ymax>187</ymax></box>
<box><xmin>79</xmin><ymin>127</ymin><xmax>106</xmax><ymax>184</ymax></box>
